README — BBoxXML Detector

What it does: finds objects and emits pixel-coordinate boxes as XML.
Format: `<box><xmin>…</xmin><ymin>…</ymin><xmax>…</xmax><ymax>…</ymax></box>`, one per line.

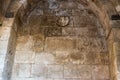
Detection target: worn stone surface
<box><xmin>10</xmin><ymin>0</ymin><xmax>110</xmax><ymax>80</ymax></box>
<box><xmin>1</xmin><ymin>0</ymin><xmax>119</xmax><ymax>80</ymax></box>
<box><xmin>14</xmin><ymin>51</ymin><xmax>35</xmax><ymax>63</ymax></box>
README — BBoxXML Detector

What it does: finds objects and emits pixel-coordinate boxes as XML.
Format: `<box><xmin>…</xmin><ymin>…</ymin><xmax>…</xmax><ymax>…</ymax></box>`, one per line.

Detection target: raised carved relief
<box><xmin>57</xmin><ymin>16</ymin><xmax>70</xmax><ymax>27</ymax></box>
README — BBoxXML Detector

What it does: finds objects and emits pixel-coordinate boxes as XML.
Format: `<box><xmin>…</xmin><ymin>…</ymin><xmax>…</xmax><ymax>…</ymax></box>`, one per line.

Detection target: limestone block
<box><xmin>18</xmin><ymin>64</ymin><xmax>31</xmax><ymax>77</ymax></box>
<box><xmin>55</xmin><ymin>9</ymin><xmax>72</xmax><ymax>16</ymax></box>
<box><xmin>31</xmin><ymin>64</ymin><xmax>47</xmax><ymax>77</ymax></box>
<box><xmin>45</xmin><ymin>37</ymin><xmax>76</xmax><ymax>52</ymax></box>
<box><xmin>0</xmin><ymin>41</ymin><xmax>8</xmax><ymax>51</ymax></box>
<box><xmin>0</xmin><ymin>27</ymin><xmax>11</xmax><ymax>40</ymax></box>
<box><xmin>16</xmin><ymin>36</ymin><xmax>34</xmax><ymax>51</ymax></box>
<box><xmin>71</xmin><ymin>10</ymin><xmax>84</xmax><ymax>16</ymax></box>
<box><xmin>64</xmin><ymin>64</ymin><xmax>78</xmax><ymax>78</ymax></box>
<box><xmin>44</xmin><ymin>27</ymin><xmax>62</xmax><ymax>37</ymax></box>
<box><xmin>54</xmin><ymin>51</ymin><xmax>70</xmax><ymax>64</ymax></box>
<box><xmin>77</xmin><ymin>65</ymin><xmax>92</xmax><ymax>80</ymax></box>
<box><xmin>59</xmin><ymin>1</ymin><xmax>77</xmax><ymax>9</ymax></box>
<box><xmin>69</xmin><ymin>51</ymin><xmax>86</xmax><ymax>64</ymax></box>
<box><xmin>77</xmin><ymin>37</ymin><xmax>107</xmax><ymax>52</ymax></box>
<box><xmin>2</xmin><ymin>18</ymin><xmax>14</xmax><ymax>27</ymax></box>
<box><xmin>46</xmin><ymin>65</ymin><xmax>63</xmax><ymax>78</ymax></box>
<box><xmin>30</xmin><ymin>25</ymin><xmax>44</xmax><ymax>35</ymax></box>
<box><xmin>0</xmin><ymin>55</ymin><xmax>5</xmax><ymax>69</ymax></box>
<box><xmin>33</xmin><ymin>34</ymin><xmax>44</xmax><ymax>53</ymax></box>
<box><xmin>11</xmin><ymin>64</ymin><xmax>31</xmax><ymax>78</ymax></box>
<box><xmin>35</xmin><ymin>52</ymin><xmax>55</xmax><ymax>64</ymax></box>
<box><xmin>92</xmin><ymin>65</ymin><xmax>110</xmax><ymax>80</ymax></box>
<box><xmin>85</xmin><ymin>52</ymin><xmax>98</xmax><ymax>64</ymax></box>
<box><xmin>62</xmin><ymin>28</ymin><xmax>82</xmax><ymax>36</ymax></box>
<box><xmin>11</xmin><ymin>64</ymin><xmax>18</xmax><ymax>78</ymax></box>
<box><xmin>99</xmin><ymin>53</ymin><xmax>109</xmax><ymax>65</ymax></box>
<box><xmin>113</xmin><ymin>29</ymin><xmax>120</xmax><ymax>41</ymax></box>
<box><xmin>14</xmin><ymin>51</ymin><xmax>35</xmax><ymax>63</ymax></box>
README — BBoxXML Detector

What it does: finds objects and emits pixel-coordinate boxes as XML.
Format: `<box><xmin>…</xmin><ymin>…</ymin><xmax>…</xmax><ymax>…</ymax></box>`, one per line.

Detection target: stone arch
<box><xmin>1</xmin><ymin>0</ymin><xmax>119</xmax><ymax>80</ymax></box>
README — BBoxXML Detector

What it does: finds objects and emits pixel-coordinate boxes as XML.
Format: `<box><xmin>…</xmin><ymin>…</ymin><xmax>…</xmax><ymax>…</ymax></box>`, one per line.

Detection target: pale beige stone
<box><xmin>35</xmin><ymin>52</ymin><xmax>55</xmax><ymax>64</ymax></box>
<box><xmin>0</xmin><ymin>41</ymin><xmax>8</xmax><ymax>50</ymax></box>
<box><xmin>31</xmin><ymin>64</ymin><xmax>47</xmax><ymax>77</ymax></box>
<box><xmin>116</xmin><ymin>5</ymin><xmax>120</xmax><ymax>12</ymax></box>
<box><xmin>92</xmin><ymin>65</ymin><xmax>110</xmax><ymax>80</ymax></box>
<box><xmin>0</xmin><ymin>27</ymin><xmax>11</xmax><ymax>40</ymax></box>
<box><xmin>45</xmin><ymin>37</ymin><xmax>76</xmax><ymax>52</ymax></box>
<box><xmin>14</xmin><ymin>51</ymin><xmax>35</xmax><ymax>63</ymax></box>
<box><xmin>77</xmin><ymin>65</ymin><xmax>92</xmax><ymax>80</ymax></box>
<box><xmin>16</xmin><ymin>36</ymin><xmax>34</xmax><ymax>51</ymax></box>
<box><xmin>64</xmin><ymin>64</ymin><xmax>78</xmax><ymax>78</ymax></box>
<box><xmin>11</xmin><ymin>64</ymin><xmax>31</xmax><ymax>78</ymax></box>
<box><xmin>0</xmin><ymin>55</ymin><xmax>5</xmax><ymax>69</ymax></box>
<box><xmin>46</xmin><ymin>65</ymin><xmax>63</xmax><ymax>78</ymax></box>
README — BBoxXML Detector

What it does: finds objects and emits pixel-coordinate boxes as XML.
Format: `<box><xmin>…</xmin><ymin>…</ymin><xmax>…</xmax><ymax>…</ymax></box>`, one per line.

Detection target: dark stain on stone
<box><xmin>44</xmin><ymin>27</ymin><xmax>62</xmax><ymax>37</ymax></box>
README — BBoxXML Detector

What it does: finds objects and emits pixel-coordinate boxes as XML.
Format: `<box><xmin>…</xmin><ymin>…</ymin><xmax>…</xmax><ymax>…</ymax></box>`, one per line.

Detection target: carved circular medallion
<box><xmin>57</xmin><ymin>16</ymin><xmax>70</xmax><ymax>27</ymax></box>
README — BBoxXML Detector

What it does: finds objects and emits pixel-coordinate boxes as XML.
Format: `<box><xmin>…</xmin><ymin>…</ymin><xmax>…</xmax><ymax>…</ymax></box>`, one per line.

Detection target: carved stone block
<box><xmin>44</xmin><ymin>27</ymin><xmax>62</xmax><ymax>37</ymax></box>
<box><xmin>45</xmin><ymin>37</ymin><xmax>76</xmax><ymax>52</ymax></box>
<box><xmin>46</xmin><ymin>65</ymin><xmax>63</xmax><ymax>78</ymax></box>
<box><xmin>64</xmin><ymin>64</ymin><xmax>78</xmax><ymax>78</ymax></box>
<box><xmin>57</xmin><ymin>16</ymin><xmax>70</xmax><ymax>27</ymax></box>
<box><xmin>77</xmin><ymin>65</ymin><xmax>92</xmax><ymax>80</ymax></box>
<box><xmin>40</xmin><ymin>16</ymin><xmax>56</xmax><ymax>26</ymax></box>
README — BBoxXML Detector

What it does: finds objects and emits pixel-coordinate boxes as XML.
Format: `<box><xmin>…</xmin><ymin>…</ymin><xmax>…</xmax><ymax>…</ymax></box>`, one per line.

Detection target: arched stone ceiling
<box><xmin>15</xmin><ymin>0</ymin><xmax>118</xmax><ymax>36</ymax></box>
<box><xmin>3</xmin><ymin>0</ymin><xmax>118</xmax><ymax>37</ymax></box>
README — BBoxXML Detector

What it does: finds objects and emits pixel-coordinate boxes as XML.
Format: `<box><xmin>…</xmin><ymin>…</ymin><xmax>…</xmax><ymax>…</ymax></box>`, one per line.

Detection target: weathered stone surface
<box><xmin>76</xmin><ymin>37</ymin><xmax>107</xmax><ymax>52</ymax></box>
<box><xmin>70</xmin><ymin>51</ymin><xmax>86</xmax><ymax>64</ymax></box>
<box><xmin>14</xmin><ymin>51</ymin><xmax>35</xmax><ymax>63</ymax></box>
<box><xmin>0</xmin><ymin>27</ymin><xmax>11</xmax><ymax>40</ymax></box>
<box><xmin>0</xmin><ymin>55</ymin><xmax>5</xmax><ymax>69</ymax></box>
<box><xmin>45</xmin><ymin>37</ymin><xmax>76</xmax><ymax>52</ymax></box>
<box><xmin>16</xmin><ymin>36</ymin><xmax>34</xmax><ymax>51</ymax></box>
<box><xmin>40</xmin><ymin>16</ymin><xmax>56</xmax><ymax>26</ymax></box>
<box><xmin>57</xmin><ymin>16</ymin><xmax>70</xmax><ymax>27</ymax></box>
<box><xmin>33</xmin><ymin>34</ymin><xmax>44</xmax><ymax>53</ymax></box>
<box><xmin>11</xmin><ymin>64</ymin><xmax>31</xmax><ymax>78</ymax></box>
<box><xmin>64</xmin><ymin>64</ymin><xmax>78</xmax><ymax>78</ymax></box>
<box><xmin>77</xmin><ymin>65</ymin><xmax>92</xmax><ymax>80</ymax></box>
<box><xmin>31</xmin><ymin>64</ymin><xmax>47</xmax><ymax>77</ymax></box>
<box><xmin>48</xmin><ymin>0</ymin><xmax>59</xmax><ymax>10</ymax></box>
<box><xmin>35</xmin><ymin>52</ymin><xmax>55</xmax><ymax>64</ymax></box>
<box><xmin>46</xmin><ymin>65</ymin><xmax>63</xmax><ymax>78</ymax></box>
<box><xmin>92</xmin><ymin>65</ymin><xmax>110</xmax><ymax>80</ymax></box>
<box><xmin>44</xmin><ymin>27</ymin><xmax>62</xmax><ymax>37</ymax></box>
<box><xmin>4</xmin><ymin>0</ymin><xmax>114</xmax><ymax>80</ymax></box>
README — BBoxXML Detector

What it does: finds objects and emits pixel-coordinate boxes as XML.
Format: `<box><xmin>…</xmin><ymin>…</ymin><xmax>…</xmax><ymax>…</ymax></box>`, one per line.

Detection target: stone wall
<box><xmin>11</xmin><ymin>0</ymin><xmax>110</xmax><ymax>80</ymax></box>
<box><xmin>0</xmin><ymin>0</ymin><xmax>120</xmax><ymax>80</ymax></box>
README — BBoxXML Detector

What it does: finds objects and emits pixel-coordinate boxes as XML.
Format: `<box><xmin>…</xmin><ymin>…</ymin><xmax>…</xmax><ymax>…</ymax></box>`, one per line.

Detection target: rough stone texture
<box><xmin>1</xmin><ymin>0</ymin><xmax>120</xmax><ymax>80</ymax></box>
<box><xmin>9</xmin><ymin>1</ymin><xmax>110</xmax><ymax>80</ymax></box>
